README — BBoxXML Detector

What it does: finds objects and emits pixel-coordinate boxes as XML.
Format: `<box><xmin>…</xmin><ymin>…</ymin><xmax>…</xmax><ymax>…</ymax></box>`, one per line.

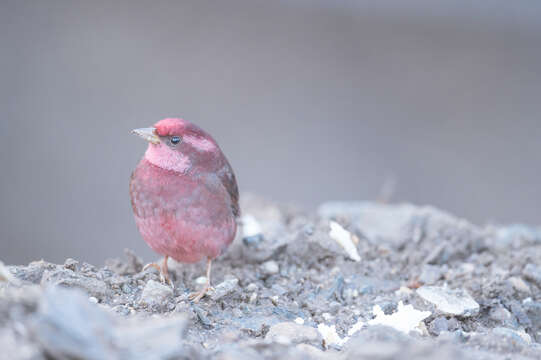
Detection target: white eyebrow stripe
<box><xmin>183</xmin><ymin>135</ymin><xmax>216</xmax><ymax>152</ymax></box>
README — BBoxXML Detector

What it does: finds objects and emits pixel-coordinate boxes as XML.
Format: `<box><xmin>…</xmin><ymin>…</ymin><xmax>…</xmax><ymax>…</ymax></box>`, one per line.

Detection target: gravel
<box><xmin>1</xmin><ymin>194</ymin><xmax>541</xmax><ymax>359</ymax></box>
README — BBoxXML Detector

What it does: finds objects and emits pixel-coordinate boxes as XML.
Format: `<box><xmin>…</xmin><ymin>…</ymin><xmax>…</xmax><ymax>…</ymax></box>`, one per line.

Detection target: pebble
<box><xmin>208</xmin><ymin>277</ymin><xmax>238</xmax><ymax>301</ymax></box>
<box><xmin>139</xmin><ymin>280</ymin><xmax>173</xmax><ymax>306</ymax></box>
<box><xmin>489</xmin><ymin>306</ymin><xmax>516</xmax><ymax>328</ymax></box>
<box><xmin>63</xmin><ymin>258</ymin><xmax>79</xmax><ymax>271</ymax></box>
<box><xmin>418</xmin><ymin>264</ymin><xmax>443</xmax><ymax>285</ymax></box>
<box><xmin>195</xmin><ymin>276</ymin><xmax>208</xmax><ymax>285</ymax></box>
<box><xmin>522</xmin><ymin>263</ymin><xmax>541</xmax><ymax>287</ymax></box>
<box><xmin>0</xmin><ymin>262</ymin><xmax>15</xmax><ymax>283</ymax></box>
<box><xmin>266</xmin><ymin>322</ymin><xmax>320</xmax><ymax>344</ymax></box>
<box><xmin>245</xmin><ymin>283</ymin><xmax>258</xmax><ymax>292</ymax></box>
<box><xmin>507</xmin><ymin>276</ymin><xmax>531</xmax><ymax>294</ymax></box>
<box><xmin>249</xmin><ymin>292</ymin><xmax>258</xmax><ymax>304</ymax></box>
<box><xmin>429</xmin><ymin>317</ymin><xmax>449</xmax><ymax>335</ymax></box>
<box><xmin>492</xmin><ymin>327</ymin><xmax>531</xmax><ymax>345</ymax></box>
<box><xmin>417</xmin><ymin>286</ymin><xmax>479</xmax><ymax>317</ymax></box>
<box><xmin>261</xmin><ymin>261</ymin><xmax>279</xmax><ymax>275</ymax></box>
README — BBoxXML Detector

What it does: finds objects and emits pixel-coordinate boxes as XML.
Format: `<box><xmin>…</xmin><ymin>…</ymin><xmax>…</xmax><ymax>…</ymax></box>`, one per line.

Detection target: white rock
<box><xmin>267</xmin><ymin>322</ymin><xmax>320</xmax><ymax>344</ymax></box>
<box><xmin>241</xmin><ymin>214</ymin><xmax>263</xmax><ymax>237</ymax></box>
<box><xmin>368</xmin><ymin>301</ymin><xmax>431</xmax><ymax>334</ymax></box>
<box><xmin>0</xmin><ymin>261</ymin><xmax>15</xmax><ymax>283</ymax></box>
<box><xmin>194</xmin><ymin>276</ymin><xmax>208</xmax><ymax>285</ymax></box>
<box><xmin>249</xmin><ymin>292</ymin><xmax>258</xmax><ymax>304</ymax></box>
<box><xmin>417</xmin><ymin>286</ymin><xmax>479</xmax><ymax>317</ymax></box>
<box><xmin>245</xmin><ymin>283</ymin><xmax>258</xmax><ymax>292</ymax></box>
<box><xmin>347</xmin><ymin>318</ymin><xmax>365</xmax><ymax>337</ymax></box>
<box><xmin>261</xmin><ymin>260</ymin><xmax>279</xmax><ymax>275</ymax></box>
<box><xmin>317</xmin><ymin>324</ymin><xmax>348</xmax><ymax>347</ymax></box>
<box><xmin>328</xmin><ymin>221</ymin><xmax>361</xmax><ymax>262</ymax></box>
<box><xmin>294</xmin><ymin>317</ymin><xmax>305</xmax><ymax>325</ymax></box>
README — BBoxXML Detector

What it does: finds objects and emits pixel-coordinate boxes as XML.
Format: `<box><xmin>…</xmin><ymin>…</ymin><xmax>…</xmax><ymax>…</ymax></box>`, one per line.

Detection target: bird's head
<box><xmin>132</xmin><ymin>118</ymin><xmax>220</xmax><ymax>173</ymax></box>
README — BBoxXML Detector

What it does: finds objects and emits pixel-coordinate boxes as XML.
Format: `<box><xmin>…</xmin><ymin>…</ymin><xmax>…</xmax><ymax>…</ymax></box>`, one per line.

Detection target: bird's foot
<box><xmin>188</xmin><ymin>284</ymin><xmax>214</xmax><ymax>303</ymax></box>
<box><xmin>143</xmin><ymin>262</ymin><xmax>173</xmax><ymax>287</ymax></box>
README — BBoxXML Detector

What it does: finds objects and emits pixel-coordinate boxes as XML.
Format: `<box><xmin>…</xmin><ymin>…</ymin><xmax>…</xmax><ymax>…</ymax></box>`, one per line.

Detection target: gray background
<box><xmin>1</xmin><ymin>0</ymin><xmax>540</xmax><ymax>265</ymax></box>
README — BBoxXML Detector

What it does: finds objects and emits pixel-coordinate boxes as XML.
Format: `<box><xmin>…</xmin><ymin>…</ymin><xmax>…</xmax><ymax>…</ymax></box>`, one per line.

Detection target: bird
<box><xmin>129</xmin><ymin>118</ymin><xmax>239</xmax><ymax>302</ymax></box>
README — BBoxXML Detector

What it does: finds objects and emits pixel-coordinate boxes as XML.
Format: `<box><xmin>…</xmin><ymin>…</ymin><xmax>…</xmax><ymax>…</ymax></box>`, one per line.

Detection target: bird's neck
<box><xmin>144</xmin><ymin>144</ymin><xmax>191</xmax><ymax>173</ymax></box>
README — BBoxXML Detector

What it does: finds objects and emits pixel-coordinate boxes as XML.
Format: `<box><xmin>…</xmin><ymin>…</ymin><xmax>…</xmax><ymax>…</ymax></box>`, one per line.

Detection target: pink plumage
<box><xmin>129</xmin><ymin>118</ymin><xmax>239</xmax><ymax>301</ymax></box>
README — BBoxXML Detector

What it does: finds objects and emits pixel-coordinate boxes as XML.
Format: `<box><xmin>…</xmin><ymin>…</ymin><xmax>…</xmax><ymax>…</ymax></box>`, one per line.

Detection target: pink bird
<box><xmin>129</xmin><ymin>118</ymin><xmax>239</xmax><ymax>302</ymax></box>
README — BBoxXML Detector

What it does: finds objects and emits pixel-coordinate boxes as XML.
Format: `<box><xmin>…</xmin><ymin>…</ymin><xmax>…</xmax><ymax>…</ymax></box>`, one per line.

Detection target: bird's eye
<box><xmin>170</xmin><ymin>136</ymin><xmax>181</xmax><ymax>145</ymax></box>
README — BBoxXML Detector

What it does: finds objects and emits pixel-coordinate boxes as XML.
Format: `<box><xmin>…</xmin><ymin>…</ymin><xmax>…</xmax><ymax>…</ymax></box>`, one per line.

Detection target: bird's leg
<box><xmin>189</xmin><ymin>258</ymin><xmax>213</xmax><ymax>303</ymax></box>
<box><xmin>143</xmin><ymin>255</ymin><xmax>173</xmax><ymax>286</ymax></box>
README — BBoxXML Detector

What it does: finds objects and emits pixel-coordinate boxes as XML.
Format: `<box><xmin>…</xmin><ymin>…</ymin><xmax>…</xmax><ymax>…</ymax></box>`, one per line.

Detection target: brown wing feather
<box><xmin>219</xmin><ymin>159</ymin><xmax>240</xmax><ymax>218</ymax></box>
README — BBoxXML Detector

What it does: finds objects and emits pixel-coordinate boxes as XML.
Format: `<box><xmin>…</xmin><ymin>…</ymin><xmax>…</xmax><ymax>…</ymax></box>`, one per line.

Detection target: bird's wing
<box><xmin>218</xmin><ymin>159</ymin><xmax>240</xmax><ymax>218</ymax></box>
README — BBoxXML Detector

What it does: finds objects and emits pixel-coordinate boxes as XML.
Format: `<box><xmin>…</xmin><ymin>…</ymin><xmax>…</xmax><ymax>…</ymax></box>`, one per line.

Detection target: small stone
<box><xmin>249</xmin><ymin>292</ymin><xmax>258</xmax><ymax>304</ymax></box>
<box><xmin>429</xmin><ymin>317</ymin><xmax>449</xmax><ymax>335</ymax></box>
<box><xmin>195</xmin><ymin>276</ymin><xmax>208</xmax><ymax>285</ymax></box>
<box><xmin>139</xmin><ymin>280</ymin><xmax>173</xmax><ymax>306</ymax></box>
<box><xmin>507</xmin><ymin>277</ymin><xmax>531</xmax><ymax>294</ymax></box>
<box><xmin>41</xmin><ymin>268</ymin><xmax>108</xmax><ymax>298</ymax></box>
<box><xmin>208</xmin><ymin>277</ymin><xmax>238</xmax><ymax>301</ymax></box>
<box><xmin>88</xmin><ymin>297</ymin><xmax>98</xmax><ymax>304</ymax></box>
<box><xmin>395</xmin><ymin>286</ymin><xmax>414</xmax><ymax>297</ymax></box>
<box><xmin>0</xmin><ymin>261</ymin><xmax>15</xmax><ymax>283</ymax></box>
<box><xmin>489</xmin><ymin>306</ymin><xmax>517</xmax><ymax>328</ymax></box>
<box><xmin>266</xmin><ymin>322</ymin><xmax>320</xmax><ymax>344</ymax></box>
<box><xmin>245</xmin><ymin>283</ymin><xmax>258</xmax><ymax>292</ymax></box>
<box><xmin>522</xmin><ymin>264</ymin><xmax>541</xmax><ymax>287</ymax></box>
<box><xmin>510</xmin><ymin>303</ymin><xmax>532</xmax><ymax>328</ymax></box>
<box><xmin>321</xmin><ymin>313</ymin><xmax>333</xmax><ymax>322</ymax></box>
<box><xmin>63</xmin><ymin>258</ymin><xmax>79</xmax><ymax>271</ymax></box>
<box><xmin>417</xmin><ymin>286</ymin><xmax>479</xmax><ymax>317</ymax></box>
<box><xmin>418</xmin><ymin>265</ymin><xmax>442</xmax><ymax>285</ymax></box>
<box><xmin>492</xmin><ymin>327</ymin><xmax>531</xmax><ymax>345</ymax></box>
<box><xmin>261</xmin><ymin>261</ymin><xmax>279</xmax><ymax>275</ymax></box>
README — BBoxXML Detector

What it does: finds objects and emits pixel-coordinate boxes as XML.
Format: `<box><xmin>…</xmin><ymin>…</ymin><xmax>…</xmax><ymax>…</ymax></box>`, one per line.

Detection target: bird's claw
<box><xmin>188</xmin><ymin>285</ymin><xmax>213</xmax><ymax>303</ymax></box>
<box><xmin>143</xmin><ymin>262</ymin><xmax>173</xmax><ymax>288</ymax></box>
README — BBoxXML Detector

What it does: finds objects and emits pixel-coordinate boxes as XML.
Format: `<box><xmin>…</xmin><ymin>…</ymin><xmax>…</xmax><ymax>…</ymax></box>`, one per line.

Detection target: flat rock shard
<box><xmin>417</xmin><ymin>286</ymin><xmax>479</xmax><ymax>317</ymax></box>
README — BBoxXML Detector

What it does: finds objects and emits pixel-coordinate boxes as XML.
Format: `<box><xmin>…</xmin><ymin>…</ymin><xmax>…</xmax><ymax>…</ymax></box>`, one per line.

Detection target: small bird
<box><xmin>129</xmin><ymin>118</ymin><xmax>239</xmax><ymax>302</ymax></box>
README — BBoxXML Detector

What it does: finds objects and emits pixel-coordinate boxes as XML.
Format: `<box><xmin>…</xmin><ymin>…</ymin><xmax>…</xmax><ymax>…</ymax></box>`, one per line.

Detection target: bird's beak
<box><xmin>132</xmin><ymin>127</ymin><xmax>160</xmax><ymax>144</ymax></box>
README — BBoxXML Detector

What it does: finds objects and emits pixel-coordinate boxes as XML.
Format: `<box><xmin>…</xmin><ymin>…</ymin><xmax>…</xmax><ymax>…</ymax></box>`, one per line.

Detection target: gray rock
<box><xmin>489</xmin><ymin>306</ymin><xmax>517</xmax><ymax>328</ymax></box>
<box><xmin>31</xmin><ymin>287</ymin><xmax>195</xmax><ymax>360</ymax></box>
<box><xmin>209</xmin><ymin>277</ymin><xmax>239</xmax><ymax>301</ymax></box>
<box><xmin>419</xmin><ymin>264</ymin><xmax>443</xmax><ymax>285</ymax></box>
<box><xmin>237</xmin><ymin>195</ymin><xmax>291</xmax><ymax>263</ymax></box>
<box><xmin>266</xmin><ymin>322</ymin><xmax>320</xmax><ymax>344</ymax></box>
<box><xmin>506</xmin><ymin>276</ymin><xmax>531</xmax><ymax>294</ymax></box>
<box><xmin>31</xmin><ymin>287</ymin><xmax>115</xmax><ymax>360</ymax></box>
<box><xmin>522</xmin><ymin>263</ymin><xmax>541</xmax><ymax>287</ymax></box>
<box><xmin>113</xmin><ymin>315</ymin><xmax>192</xmax><ymax>360</ymax></box>
<box><xmin>139</xmin><ymin>280</ymin><xmax>173</xmax><ymax>306</ymax></box>
<box><xmin>491</xmin><ymin>327</ymin><xmax>531</xmax><ymax>345</ymax></box>
<box><xmin>417</xmin><ymin>286</ymin><xmax>479</xmax><ymax>317</ymax></box>
<box><xmin>0</xmin><ymin>328</ymin><xmax>43</xmax><ymax>360</ymax></box>
<box><xmin>429</xmin><ymin>317</ymin><xmax>449</xmax><ymax>335</ymax></box>
<box><xmin>40</xmin><ymin>268</ymin><xmax>108</xmax><ymax>298</ymax></box>
<box><xmin>510</xmin><ymin>302</ymin><xmax>532</xmax><ymax>328</ymax></box>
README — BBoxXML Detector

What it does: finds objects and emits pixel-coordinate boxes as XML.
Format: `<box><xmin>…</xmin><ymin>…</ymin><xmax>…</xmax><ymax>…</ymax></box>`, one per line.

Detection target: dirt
<box><xmin>2</xmin><ymin>193</ymin><xmax>541</xmax><ymax>359</ymax></box>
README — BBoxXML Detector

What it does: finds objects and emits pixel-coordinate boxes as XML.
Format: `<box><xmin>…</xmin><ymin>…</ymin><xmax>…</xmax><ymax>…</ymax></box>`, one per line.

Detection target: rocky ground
<box><xmin>2</xmin><ymin>194</ymin><xmax>541</xmax><ymax>359</ymax></box>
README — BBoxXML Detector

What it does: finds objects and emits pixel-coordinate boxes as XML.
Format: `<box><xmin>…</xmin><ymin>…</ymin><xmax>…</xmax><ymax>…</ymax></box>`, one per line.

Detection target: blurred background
<box><xmin>1</xmin><ymin>0</ymin><xmax>540</xmax><ymax>265</ymax></box>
